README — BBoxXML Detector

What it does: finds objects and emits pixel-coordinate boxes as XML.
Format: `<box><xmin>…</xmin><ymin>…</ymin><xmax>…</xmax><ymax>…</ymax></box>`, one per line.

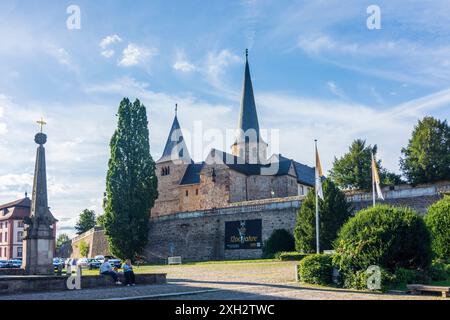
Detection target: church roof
<box><xmin>234</xmin><ymin>51</ymin><xmax>264</xmax><ymax>144</ymax></box>
<box><xmin>178</xmin><ymin>149</ymin><xmax>315</xmax><ymax>187</ymax></box>
<box><xmin>157</xmin><ymin>112</ymin><xmax>192</xmax><ymax>164</ymax></box>
<box><xmin>180</xmin><ymin>162</ymin><xmax>205</xmax><ymax>185</ymax></box>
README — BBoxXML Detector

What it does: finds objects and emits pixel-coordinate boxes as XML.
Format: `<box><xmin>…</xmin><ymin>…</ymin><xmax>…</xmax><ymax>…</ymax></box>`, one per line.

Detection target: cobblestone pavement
<box><xmin>0</xmin><ymin>261</ymin><xmax>442</xmax><ymax>300</ymax></box>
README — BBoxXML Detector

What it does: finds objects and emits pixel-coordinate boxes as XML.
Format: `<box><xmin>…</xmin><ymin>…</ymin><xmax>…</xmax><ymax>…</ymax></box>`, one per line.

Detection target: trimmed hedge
<box><xmin>341</xmin><ymin>267</ymin><xmax>395</xmax><ymax>291</ymax></box>
<box><xmin>277</xmin><ymin>252</ymin><xmax>309</xmax><ymax>261</ymax></box>
<box><xmin>262</xmin><ymin>229</ymin><xmax>295</xmax><ymax>259</ymax></box>
<box><xmin>425</xmin><ymin>196</ymin><xmax>450</xmax><ymax>262</ymax></box>
<box><xmin>298</xmin><ymin>254</ymin><xmax>333</xmax><ymax>285</ymax></box>
<box><xmin>333</xmin><ymin>205</ymin><xmax>432</xmax><ymax>274</ymax></box>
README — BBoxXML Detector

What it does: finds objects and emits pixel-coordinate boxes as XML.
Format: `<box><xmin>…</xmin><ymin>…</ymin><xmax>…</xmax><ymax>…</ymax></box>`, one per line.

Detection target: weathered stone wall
<box><xmin>144</xmin><ymin>197</ymin><xmax>303</xmax><ymax>263</ymax></box>
<box><xmin>345</xmin><ymin>181</ymin><xmax>450</xmax><ymax>214</ymax></box>
<box><xmin>70</xmin><ymin>227</ymin><xmax>110</xmax><ymax>259</ymax></box>
<box><xmin>67</xmin><ymin>182</ymin><xmax>449</xmax><ymax>263</ymax></box>
<box><xmin>152</xmin><ymin>162</ymin><xmax>189</xmax><ymax>217</ymax></box>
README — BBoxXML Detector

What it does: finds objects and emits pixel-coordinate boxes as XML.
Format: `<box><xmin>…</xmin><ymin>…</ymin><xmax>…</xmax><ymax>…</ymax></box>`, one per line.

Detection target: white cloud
<box><xmin>206</xmin><ymin>49</ymin><xmax>242</xmax><ymax>82</ymax></box>
<box><xmin>118</xmin><ymin>43</ymin><xmax>157</xmax><ymax>67</ymax></box>
<box><xmin>173</xmin><ymin>51</ymin><xmax>196</xmax><ymax>72</ymax></box>
<box><xmin>100</xmin><ymin>35</ymin><xmax>122</xmax><ymax>49</ymax></box>
<box><xmin>99</xmin><ymin>34</ymin><xmax>122</xmax><ymax>58</ymax></box>
<box><xmin>101</xmin><ymin>49</ymin><xmax>115</xmax><ymax>58</ymax></box>
<box><xmin>326</xmin><ymin>81</ymin><xmax>347</xmax><ymax>100</ymax></box>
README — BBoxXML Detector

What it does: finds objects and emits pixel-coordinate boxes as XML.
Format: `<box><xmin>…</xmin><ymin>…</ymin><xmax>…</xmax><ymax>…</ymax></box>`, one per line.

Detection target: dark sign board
<box><xmin>225</xmin><ymin>219</ymin><xmax>262</xmax><ymax>250</ymax></box>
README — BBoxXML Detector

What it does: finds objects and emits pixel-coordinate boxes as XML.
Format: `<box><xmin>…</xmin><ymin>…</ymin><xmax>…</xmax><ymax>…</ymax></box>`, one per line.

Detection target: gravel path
<box><xmin>0</xmin><ymin>261</ymin><xmax>443</xmax><ymax>300</ymax></box>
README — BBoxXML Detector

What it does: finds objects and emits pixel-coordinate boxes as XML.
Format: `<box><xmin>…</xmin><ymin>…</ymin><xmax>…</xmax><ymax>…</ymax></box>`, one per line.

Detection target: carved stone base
<box><xmin>22</xmin><ymin>228</ymin><xmax>55</xmax><ymax>275</ymax></box>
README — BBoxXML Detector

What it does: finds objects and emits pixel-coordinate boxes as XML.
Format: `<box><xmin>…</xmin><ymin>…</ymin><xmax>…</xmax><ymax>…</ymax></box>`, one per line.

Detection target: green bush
<box><xmin>333</xmin><ymin>205</ymin><xmax>432</xmax><ymax>274</ymax></box>
<box><xmin>394</xmin><ymin>268</ymin><xmax>427</xmax><ymax>285</ymax></box>
<box><xmin>341</xmin><ymin>267</ymin><xmax>395</xmax><ymax>292</ymax></box>
<box><xmin>298</xmin><ymin>254</ymin><xmax>333</xmax><ymax>285</ymax></box>
<box><xmin>428</xmin><ymin>261</ymin><xmax>450</xmax><ymax>281</ymax></box>
<box><xmin>262</xmin><ymin>229</ymin><xmax>295</xmax><ymax>259</ymax></box>
<box><xmin>425</xmin><ymin>196</ymin><xmax>450</xmax><ymax>262</ymax></box>
<box><xmin>277</xmin><ymin>252</ymin><xmax>309</xmax><ymax>261</ymax></box>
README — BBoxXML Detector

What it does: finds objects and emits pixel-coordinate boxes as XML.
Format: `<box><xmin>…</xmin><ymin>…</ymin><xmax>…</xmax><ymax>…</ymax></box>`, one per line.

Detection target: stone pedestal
<box><xmin>22</xmin><ymin>225</ymin><xmax>55</xmax><ymax>275</ymax></box>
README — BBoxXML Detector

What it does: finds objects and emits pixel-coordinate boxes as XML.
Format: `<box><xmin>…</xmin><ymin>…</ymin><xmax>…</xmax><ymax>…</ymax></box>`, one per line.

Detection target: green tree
<box><xmin>56</xmin><ymin>233</ymin><xmax>70</xmax><ymax>249</ymax></box>
<box><xmin>425</xmin><ymin>196</ymin><xmax>450</xmax><ymax>262</ymax></box>
<box><xmin>294</xmin><ymin>179</ymin><xmax>352</xmax><ymax>253</ymax></box>
<box><xmin>262</xmin><ymin>229</ymin><xmax>295</xmax><ymax>258</ymax></box>
<box><xmin>75</xmin><ymin>209</ymin><xmax>96</xmax><ymax>235</ymax></box>
<box><xmin>329</xmin><ymin>139</ymin><xmax>402</xmax><ymax>190</ymax></box>
<box><xmin>103</xmin><ymin>98</ymin><xmax>158</xmax><ymax>261</ymax></box>
<box><xmin>96</xmin><ymin>214</ymin><xmax>106</xmax><ymax>227</ymax></box>
<box><xmin>79</xmin><ymin>240</ymin><xmax>90</xmax><ymax>258</ymax></box>
<box><xmin>400</xmin><ymin>117</ymin><xmax>450</xmax><ymax>184</ymax></box>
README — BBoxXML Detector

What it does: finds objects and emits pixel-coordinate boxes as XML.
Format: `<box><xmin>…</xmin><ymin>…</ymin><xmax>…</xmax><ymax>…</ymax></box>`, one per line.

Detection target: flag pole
<box><xmin>372</xmin><ymin>153</ymin><xmax>376</xmax><ymax>207</ymax></box>
<box><xmin>315</xmin><ymin>139</ymin><xmax>320</xmax><ymax>254</ymax></box>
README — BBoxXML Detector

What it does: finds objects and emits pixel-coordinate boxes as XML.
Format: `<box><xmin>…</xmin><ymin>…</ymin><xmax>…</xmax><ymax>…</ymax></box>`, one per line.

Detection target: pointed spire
<box><xmin>236</xmin><ymin>49</ymin><xmax>262</xmax><ymax>142</ymax></box>
<box><xmin>157</xmin><ymin>106</ymin><xmax>192</xmax><ymax>164</ymax></box>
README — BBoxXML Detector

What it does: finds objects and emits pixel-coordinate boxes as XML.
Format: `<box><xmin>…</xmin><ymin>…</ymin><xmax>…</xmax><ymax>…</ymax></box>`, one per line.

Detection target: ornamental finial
<box><xmin>37</xmin><ymin>117</ymin><xmax>47</xmax><ymax>133</ymax></box>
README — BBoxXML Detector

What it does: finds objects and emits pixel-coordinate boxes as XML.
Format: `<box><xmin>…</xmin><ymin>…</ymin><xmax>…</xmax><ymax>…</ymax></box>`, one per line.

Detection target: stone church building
<box><xmin>151</xmin><ymin>53</ymin><xmax>315</xmax><ymax>217</ymax></box>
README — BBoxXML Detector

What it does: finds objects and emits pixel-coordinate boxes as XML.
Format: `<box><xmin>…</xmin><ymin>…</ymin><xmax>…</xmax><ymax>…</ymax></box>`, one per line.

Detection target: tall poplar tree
<box><xmin>103</xmin><ymin>98</ymin><xmax>158</xmax><ymax>260</ymax></box>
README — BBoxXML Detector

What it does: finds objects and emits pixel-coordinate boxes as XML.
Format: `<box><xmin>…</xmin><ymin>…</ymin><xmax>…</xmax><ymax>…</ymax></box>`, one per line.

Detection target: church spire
<box><xmin>236</xmin><ymin>49</ymin><xmax>262</xmax><ymax>142</ymax></box>
<box><xmin>157</xmin><ymin>105</ymin><xmax>192</xmax><ymax>164</ymax></box>
<box><xmin>231</xmin><ymin>50</ymin><xmax>267</xmax><ymax>163</ymax></box>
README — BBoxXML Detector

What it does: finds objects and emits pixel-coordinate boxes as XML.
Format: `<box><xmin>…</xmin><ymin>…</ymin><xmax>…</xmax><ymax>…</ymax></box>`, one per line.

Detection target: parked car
<box><xmin>94</xmin><ymin>255</ymin><xmax>121</xmax><ymax>269</ymax></box>
<box><xmin>94</xmin><ymin>255</ymin><xmax>105</xmax><ymax>263</ymax></box>
<box><xmin>53</xmin><ymin>258</ymin><xmax>64</xmax><ymax>270</ymax></box>
<box><xmin>0</xmin><ymin>260</ymin><xmax>8</xmax><ymax>268</ymax></box>
<box><xmin>8</xmin><ymin>259</ymin><xmax>22</xmax><ymax>268</ymax></box>
<box><xmin>87</xmin><ymin>258</ymin><xmax>101</xmax><ymax>270</ymax></box>
<box><xmin>76</xmin><ymin>258</ymin><xmax>90</xmax><ymax>269</ymax></box>
<box><xmin>104</xmin><ymin>256</ymin><xmax>122</xmax><ymax>269</ymax></box>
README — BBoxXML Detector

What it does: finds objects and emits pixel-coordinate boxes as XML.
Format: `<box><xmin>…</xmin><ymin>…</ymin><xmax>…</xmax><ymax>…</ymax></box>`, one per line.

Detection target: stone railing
<box><xmin>152</xmin><ymin>196</ymin><xmax>304</xmax><ymax>222</ymax></box>
<box><xmin>345</xmin><ymin>181</ymin><xmax>450</xmax><ymax>202</ymax></box>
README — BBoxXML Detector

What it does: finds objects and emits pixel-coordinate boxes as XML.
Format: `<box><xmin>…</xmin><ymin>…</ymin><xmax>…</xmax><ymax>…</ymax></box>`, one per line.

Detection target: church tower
<box><xmin>152</xmin><ymin>106</ymin><xmax>192</xmax><ymax>216</ymax></box>
<box><xmin>231</xmin><ymin>50</ymin><xmax>268</xmax><ymax>164</ymax></box>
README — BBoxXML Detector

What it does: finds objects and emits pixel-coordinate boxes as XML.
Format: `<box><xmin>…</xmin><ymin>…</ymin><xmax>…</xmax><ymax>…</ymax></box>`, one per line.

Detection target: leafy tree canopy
<box><xmin>330</xmin><ymin>139</ymin><xmax>402</xmax><ymax>190</ymax></box>
<box><xmin>75</xmin><ymin>209</ymin><xmax>96</xmax><ymax>235</ymax></box>
<box><xmin>56</xmin><ymin>233</ymin><xmax>70</xmax><ymax>249</ymax></box>
<box><xmin>294</xmin><ymin>179</ymin><xmax>352</xmax><ymax>253</ymax></box>
<box><xmin>400</xmin><ymin>117</ymin><xmax>450</xmax><ymax>184</ymax></box>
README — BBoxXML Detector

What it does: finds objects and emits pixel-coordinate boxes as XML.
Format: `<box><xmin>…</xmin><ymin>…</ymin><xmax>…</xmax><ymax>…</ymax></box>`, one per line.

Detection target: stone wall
<box><xmin>144</xmin><ymin>196</ymin><xmax>303</xmax><ymax>263</ymax></box>
<box><xmin>70</xmin><ymin>227</ymin><xmax>110</xmax><ymax>259</ymax></box>
<box><xmin>345</xmin><ymin>181</ymin><xmax>450</xmax><ymax>214</ymax></box>
<box><xmin>65</xmin><ymin>181</ymin><xmax>449</xmax><ymax>263</ymax></box>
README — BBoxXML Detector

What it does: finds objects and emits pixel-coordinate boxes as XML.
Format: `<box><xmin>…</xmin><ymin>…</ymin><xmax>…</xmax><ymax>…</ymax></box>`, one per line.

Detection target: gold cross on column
<box><xmin>37</xmin><ymin>117</ymin><xmax>47</xmax><ymax>133</ymax></box>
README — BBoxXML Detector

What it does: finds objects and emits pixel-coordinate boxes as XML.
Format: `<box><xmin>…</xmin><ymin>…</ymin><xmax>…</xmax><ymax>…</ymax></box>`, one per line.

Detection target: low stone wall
<box><xmin>145</xmin><ymin>198</ymin><xmax>302</xmax><ymax>263</ymax></box>
<box><xmin>346</xmin><ymin>181</ymin><xmax>449</xmax><ymax>214</ymax></box>
<box><xmin>0</xmin><ymin>273</ymin><xmax>166</xmax><ymax>296</ymax></box>
<box><xmin>0</xmin><ymin>269</ymin><xmax>26</xmax><ymax>276</ymax></box>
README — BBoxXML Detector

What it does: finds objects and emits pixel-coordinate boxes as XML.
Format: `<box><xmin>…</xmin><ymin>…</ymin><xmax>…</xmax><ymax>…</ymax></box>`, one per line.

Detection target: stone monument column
<box><xmin>22</xmin><ymin>119</ymin><xmax>58</xmax><ymax>275</ymax></box>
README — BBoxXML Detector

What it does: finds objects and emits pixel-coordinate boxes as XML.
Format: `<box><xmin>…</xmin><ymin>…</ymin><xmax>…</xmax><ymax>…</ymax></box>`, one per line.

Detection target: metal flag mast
<box><xmin>315</xmin><ymin>139</ymin><xmax>320</xmax><ymax>254</ymax></box>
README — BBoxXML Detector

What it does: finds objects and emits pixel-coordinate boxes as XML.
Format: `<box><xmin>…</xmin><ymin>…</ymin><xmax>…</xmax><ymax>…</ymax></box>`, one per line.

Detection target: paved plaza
<box><xmin>0</xmin><ymin>261</ymin><xmax>443</xmax><ymax>300</ymax></box>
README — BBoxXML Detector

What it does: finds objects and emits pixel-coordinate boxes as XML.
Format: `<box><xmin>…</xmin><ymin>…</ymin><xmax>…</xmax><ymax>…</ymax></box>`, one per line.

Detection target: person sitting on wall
<box><xmin>122</xmin><ymin>259</ymin><xmax>136</xmax><ymax>286</ymax></box>
<box><xmin>100</xmin><ymin>258</ymin><xmax>122</xmax><ymax>285</ymax></box>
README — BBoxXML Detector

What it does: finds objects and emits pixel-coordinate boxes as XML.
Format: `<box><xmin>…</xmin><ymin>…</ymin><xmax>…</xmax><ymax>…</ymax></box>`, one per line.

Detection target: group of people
<box><xmin>100</xmin><ymin>258</ymin><xmax>136</xmax><ymax>286</ymax></box>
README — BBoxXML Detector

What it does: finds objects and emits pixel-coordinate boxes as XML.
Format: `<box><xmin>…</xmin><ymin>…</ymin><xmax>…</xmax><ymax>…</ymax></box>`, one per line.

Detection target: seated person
<box><xmin>123</xmin><ymin>259</ymin><xmax>136</xmax><ymax>286</ymax></box>
<box><xmin>100</xmin><ymin>258</ymin><xmax>122</xmax><ymax>285</ymax></box>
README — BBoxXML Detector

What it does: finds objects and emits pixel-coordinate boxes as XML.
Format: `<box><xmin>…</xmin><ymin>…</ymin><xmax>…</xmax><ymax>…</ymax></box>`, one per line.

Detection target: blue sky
<box><xmin>0</xmin><ymin>0</ymin><xmax>449</xmax><ymax>235</ymax></box>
